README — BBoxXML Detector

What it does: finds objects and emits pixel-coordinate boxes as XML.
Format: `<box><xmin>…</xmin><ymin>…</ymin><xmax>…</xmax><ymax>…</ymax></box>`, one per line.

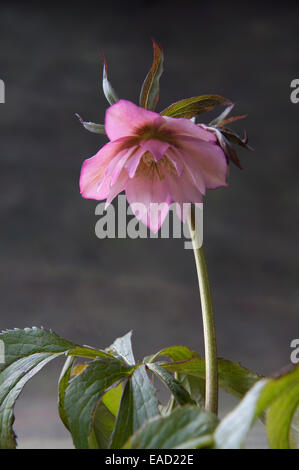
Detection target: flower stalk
<box><xmin>187</xmin><ymin>205</ymin><xmax>218</xmax><ymax>415</ymax></box>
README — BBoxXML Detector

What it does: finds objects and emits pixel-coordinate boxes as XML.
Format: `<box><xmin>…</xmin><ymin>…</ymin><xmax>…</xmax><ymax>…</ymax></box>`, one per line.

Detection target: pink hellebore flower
<box><xmin>80</xmin><ymin>99</ymin><xmax>228</xmax><ymax>232</ymax></box>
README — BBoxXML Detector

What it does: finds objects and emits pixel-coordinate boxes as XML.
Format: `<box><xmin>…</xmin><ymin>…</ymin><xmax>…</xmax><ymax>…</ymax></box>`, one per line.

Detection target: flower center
<box><xmin>138</xmin><ymin>151</ymin><xmax>177</xmax><ymax>181</ymax></box>
<box><xmin>142</xmin><ymin>151</ymin><xmax>155</xmax><ymax>166</ymax></box>
<box><xmin>135</xmin><ymin>123</ymin><xmax>175</xmax><ymax>144</ymax></box>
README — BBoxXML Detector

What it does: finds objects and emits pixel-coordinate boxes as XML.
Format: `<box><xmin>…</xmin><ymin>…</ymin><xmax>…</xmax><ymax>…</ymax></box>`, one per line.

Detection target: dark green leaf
<box><xmin>0</xmin><ymin>327</ymin><xmax>82</xmax><ymax>448</ymax></box>
<box><xmin>147</xmin><ymin>363</ymin><xmax>195</xmax><ymax>406</ymax></box>
<box><xmin>0</xmin><ymin>327</ymin><xmax>79</xmax><ymax>370</ymax></box>
<box><xmin>110</xmin><ymin>379</ymin><xmax>133</xmax><ymax>448</ymax></box>
<box><xmin>89</xmin><ymin>401</ymin><xmax>116</xmax><ymax>449</ymax></box>
<box><xmin>160</xmin><ymin>95</ymin><xmax>231</xmax><ymax>119</ymax></box>
<box><xmin>162</xmin><ymin>358</ymin><xmax>261</xmax><ymax>400</ymax></box>
<box><xmin>89</xmin><ymin>383</ymin><xmax>123</xmax><ymax>449</ymax></box>
<box><xmin>0</xmin><ymin>353</ymin><xmax>62</xmax><ymax>448</ymax></box>
<box><xmin>124</xmin><ymin>405</ymin><xmax>217</xmax><ymax>449</ymax></box>
<box><xmin>64</xmin><ymin>358</ymin><xmax>133</xmax><ymax>448</ymax></box>
<box><xmin>139</xmin><ymin>39</ymin><xmax>164</xmax><ymax>110</ymax></box>
<box><xmin>147</xmin><ymin>345</ymin><xmax>204</xmax><ymax>412</ymax></box>
<box><xmin>111</xmin><ymin>365</ymin><xmax>160</xmax><ymax>449</ymax></box>
<box><xmin>58</xmin><ymin>356</ymin><xmax>75</xmax><ymax>431</ymax></box>
<box><xmin>179</xmin><ymin>374</ymin><xmax>205</xmax><ymax>407</ymax></box>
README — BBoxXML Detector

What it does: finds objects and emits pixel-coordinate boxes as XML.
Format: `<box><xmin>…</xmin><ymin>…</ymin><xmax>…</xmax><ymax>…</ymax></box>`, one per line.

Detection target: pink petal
<box><xmin>106</xmin><ymin>146</ymin><xmax>137</xmax><ymax>186</ymax></box>
<box><xmin>105</xmin><ymin>149</ymin><xmax>129</xmax><ymax>179</ymax></box>
<box><xmin>105</xmin><ymin>168</ymin><xmax>129</xmax><ymax>208</ymax></box>
<box><xmin>165</xmin><ymin>171</ymin><xmax>204</xmax><ymax>206</ymax></box>
<box><xmin>166</xmin><ymin>147</ymin><xmax>185</xmax><ymax>177</ymax></box>
<box><xmin>126</xmin><ymin>174</ymin><xmax>172</xmax><ymax>232</ymax></box>
<box><xmin>105</xmin><ymin>99</ymin><xmax>163</xmax><ymax>141</ymax></box>
<box><xmin>124</xmin><ymin>146</ymin><xmax>146</xmax><ymax>178</ymax></box>
<box><xmin>170</xmin><ymin>146</ymin><xmax>206</xmax><ymax>195</ymax></box>
<box><xmin>139</xmin><ymin>139</ymin><xmax>169</xmax><ymax>162</ymax></box>
<box><xmin>161</xmin><ymin>116</ymin><xmax>216</xmax><ymax>142</ymax></box>
<box><xmin>80</xmin><ymin>139</ymin><xmax>126</xmax><ymax>200</ymax></box>
<box><xmin>177</xmin><ymin>135</ymin><xmax>228</xmax><ymax>189</ymax></box>
<box><xmin>163</xmin><ymin>169</ymin><xmax>204</xmax><ymax>222</ymax></box>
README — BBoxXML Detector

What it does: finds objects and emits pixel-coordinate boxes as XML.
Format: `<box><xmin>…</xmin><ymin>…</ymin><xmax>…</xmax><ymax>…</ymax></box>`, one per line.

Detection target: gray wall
<box><xmin>0</xmin><ymin>1</ymin><xmax>298</xmax><ymax>446</ymax></box>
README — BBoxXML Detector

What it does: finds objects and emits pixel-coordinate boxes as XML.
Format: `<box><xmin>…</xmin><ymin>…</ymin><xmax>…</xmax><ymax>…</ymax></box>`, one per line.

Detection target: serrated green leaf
<box><xmin>101</xmin><ymin>53</ymin><xmax>119</xmax><ymax>105</ymax></box>
<box><xmin>0</xmin><ymin>327</ymin><xmax>79</xmax><ymax>370</ymax></box>
<box><xmin>139</xmin><ymin>39</ymin><xmax>164</xmax><ymax>110</ymax></box>
<box><xmin>76</xmin><ymin>380</ymin><xmax>122</xmax><ymax>449</ymax></box>
<box><xmin>0</xmin><ymin>353</ymin><xmax>62</xmax><ymax>448</ymax></box>
<box><xmin>64</xmin><ymin>358</ymin><xmax>133</xmax><ymax>448</ymax></box>
<box><xmin>124</xmin><ymin>405</ymin><xmax>217</xmax><ymax>449</ymax></box>
<box><xmin>107</xmin><ymin>331</ymin><xmax>135</xmax><ymax>365</ymax></box>
<box><xmin>161</xmin><ymin>358</ymin><xmax>261</xmax><ymax>400</ymax></box>
<box><xmin>160</xmin><ymin>95</ymin><xmax>231</xmax><ymax>119</ymax></box>
<box><xmin>147</xmin><ymin>363</ymin><xmax>195</xmax><ymax>407</ymax></box>
<box><xmin>75</xmin><ymin>114</ymin><xmax>106</xmax><ymax>135</ymax></box>
<box><xmin>0</xmin><ymin>327</ymin><xmax>81</xmax><ymax>448</ymax></box>
<box><xmin>111</xmin><ymin>365</ymin><xmax>160</xmax><ymax>449</ymax></box>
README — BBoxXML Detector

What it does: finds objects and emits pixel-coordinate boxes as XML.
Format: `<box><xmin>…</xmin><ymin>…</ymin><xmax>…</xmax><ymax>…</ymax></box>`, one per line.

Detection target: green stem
<box><xmin>187</xmin><ymin>205</ymin><xmax>218</xmax><ymax>415</ymax></box>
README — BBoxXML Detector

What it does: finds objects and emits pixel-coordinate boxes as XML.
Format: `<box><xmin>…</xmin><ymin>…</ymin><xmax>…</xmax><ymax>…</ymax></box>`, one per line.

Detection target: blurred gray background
<box><xmin>0</xmin><ymin>1</ymin><xmax>298</xmax><ymax>448</ymax></box>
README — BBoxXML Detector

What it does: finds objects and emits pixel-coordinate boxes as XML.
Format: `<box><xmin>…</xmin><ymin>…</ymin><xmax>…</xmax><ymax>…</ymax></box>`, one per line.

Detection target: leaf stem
<box><xmin>187</xmin><ymin>205</ymin><xmax>218</xmax><ymax>415</ymax></box>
